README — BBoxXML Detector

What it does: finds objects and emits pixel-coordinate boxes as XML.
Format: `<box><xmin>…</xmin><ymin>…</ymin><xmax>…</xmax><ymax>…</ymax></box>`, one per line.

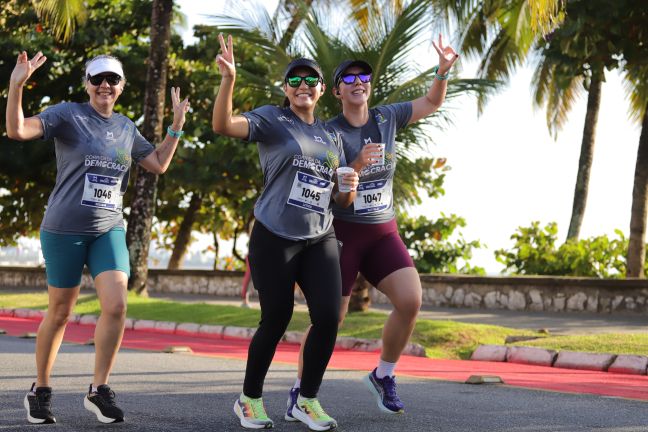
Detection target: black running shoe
<box><xmin>83</xmin><ymin>384</ymin><xmax>124</xmax><ymax>423</ymax></box>
<box><xmin>24</xmin><ymin>382</ymin><xmax>56</xmax><ymax>424</ymax></box>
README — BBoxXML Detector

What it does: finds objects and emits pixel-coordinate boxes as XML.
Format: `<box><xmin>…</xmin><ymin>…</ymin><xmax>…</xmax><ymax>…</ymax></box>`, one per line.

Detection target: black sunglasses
<box><xmin>87</xmin><ymin>74</ymin><xmax>122</xmax><ymax>86</ymax></box>
<box><xmin>339</xmin><ymin>73</ymin><xmax>371</xmax><ymax>85</ymax></box>
<box><xmin>286</xmin><ymin>75</ymin><xmax>320</xmax><ymax>88</ymax></box>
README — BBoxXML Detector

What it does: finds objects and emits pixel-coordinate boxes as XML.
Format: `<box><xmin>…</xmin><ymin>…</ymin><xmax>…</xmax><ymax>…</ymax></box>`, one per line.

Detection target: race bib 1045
<box><xmin>287</xmin><ymin>171</ymin><xmax>333</xmax><ymax>215</ymax></box>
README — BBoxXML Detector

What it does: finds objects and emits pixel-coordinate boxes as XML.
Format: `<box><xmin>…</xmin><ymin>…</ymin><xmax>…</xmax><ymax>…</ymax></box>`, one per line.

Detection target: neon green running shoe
<box><xmin>233</xmin><ymin>394</ymin><xmax>274</xmax><ymax>429</ymax></box>
<box><xmin>291</xmin><ymin>396</ymin><xmax>337</xmax><ymax>431</ymax></box>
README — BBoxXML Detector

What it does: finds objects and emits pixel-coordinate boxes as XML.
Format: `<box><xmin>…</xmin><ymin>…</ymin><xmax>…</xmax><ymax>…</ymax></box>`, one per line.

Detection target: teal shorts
<box><xmin>40</xmin><ymin>227</ymin><xmax>130</xmax><ymax>288</ymax></box>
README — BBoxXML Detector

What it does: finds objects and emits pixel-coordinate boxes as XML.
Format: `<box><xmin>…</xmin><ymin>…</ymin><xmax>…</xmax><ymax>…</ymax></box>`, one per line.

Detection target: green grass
<box><xmin>2</xmin><ymin>292</ymin><xmax>646</xmax><ymax>360</ymax></box>
<box><xmin>511</xmin><ymin>333</ymin><xmax>648</xmax><ymax>356</ymax></box>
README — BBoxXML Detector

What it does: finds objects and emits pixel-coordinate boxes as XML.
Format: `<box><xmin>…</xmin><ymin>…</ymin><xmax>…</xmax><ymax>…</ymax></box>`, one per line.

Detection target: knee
<box><xmin>46</xmin><ymin>307</ymin><xmax>74</xmax><ymax>327</ymax></box>
<box><xmin>312</xmin><ymin>309</ymin><xmax>340</xmax><ymax>332</ymax></box>
<box><xmin>394</xmin><ymin>295</ymin><xmax>421</xmax><ymax>320</ymax></box>
<box><xmin>102</xmin><ymin>300</ymin><xmax>127</xmax><ymax>319</ymax></box>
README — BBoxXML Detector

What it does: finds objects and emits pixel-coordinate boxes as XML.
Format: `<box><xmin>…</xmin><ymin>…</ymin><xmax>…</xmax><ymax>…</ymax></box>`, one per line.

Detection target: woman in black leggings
<box><xmin>212</xmin><ymin>34</ymin><xmax>358</xmax><ymax>431</ymax></box>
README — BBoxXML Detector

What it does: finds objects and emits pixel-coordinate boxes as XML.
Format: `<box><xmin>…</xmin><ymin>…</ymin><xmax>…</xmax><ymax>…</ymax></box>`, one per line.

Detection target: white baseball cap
<box><xmin>85</xmin><ymin>57</ymin><xmax>124</xmax><ymax>78</ymax></box>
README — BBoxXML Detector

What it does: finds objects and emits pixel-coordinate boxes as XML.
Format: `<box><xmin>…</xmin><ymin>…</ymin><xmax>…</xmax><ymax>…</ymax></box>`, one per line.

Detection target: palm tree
<box><xmin>126</xmin><ymin>0</ymin><xmax>175</xmax><ymax>295</ymax></box>
<box><xmin>623</xmin><ymin>60</ymin><xmax>648</xmax><ymax>276</ymax></box>
<box><xmin>32</xmin><ymin>0</ymin><xmax>86</xmax><ymax>43</ymax></box>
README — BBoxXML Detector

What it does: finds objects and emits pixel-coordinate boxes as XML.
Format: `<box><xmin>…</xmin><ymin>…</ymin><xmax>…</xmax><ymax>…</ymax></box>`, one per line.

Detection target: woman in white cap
<box><xmin>212</xmin><ymin>34</ymin><xmax>358</xmax><ymax>431</ymax></box>
<box><xmin>6</xmin><ymin>51</ymin><xmax>189</xmax><ymax>425</ymax></box>
<box><xmin>287</xmin><ymin>34</ymin><xmax>459</xmax><ymax>418</ymax></box>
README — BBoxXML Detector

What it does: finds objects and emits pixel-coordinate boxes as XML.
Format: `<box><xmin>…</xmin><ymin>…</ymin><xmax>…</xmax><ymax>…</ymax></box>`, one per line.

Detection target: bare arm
<box><xmin>6</xmin><ymin>51</ymin><xmax>47</xmax><ymax>141</ymax></box>
<box><xmin>138</xmin><ymin>87</ymin><xmax>190</xmax><ymax>174</ymax></box>
<box><xmin>409</xmin><ymin>34</ymin><xmax>459</xmax><ymax>125</ymax></box>
<box><xmin>211</xmin><ymin>34</ymin><xmax>249</xmax><ymax>139</ymax></box>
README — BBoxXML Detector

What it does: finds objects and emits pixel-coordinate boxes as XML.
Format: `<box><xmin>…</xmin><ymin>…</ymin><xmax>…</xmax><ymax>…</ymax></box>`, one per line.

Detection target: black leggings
<box><xmin>244</xmin><ymin>222</ymin><xmax>342</xmax><ymax>399</ymax></box>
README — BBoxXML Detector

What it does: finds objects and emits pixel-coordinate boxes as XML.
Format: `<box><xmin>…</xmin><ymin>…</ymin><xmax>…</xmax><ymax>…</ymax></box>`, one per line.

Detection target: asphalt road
<box><xmin>1</xmin><ymin>335</ymin><xmax>648</xmax><ymax>431</ymax></box>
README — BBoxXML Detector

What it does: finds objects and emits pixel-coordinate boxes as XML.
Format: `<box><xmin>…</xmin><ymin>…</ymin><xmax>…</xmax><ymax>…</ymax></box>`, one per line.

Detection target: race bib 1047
<box><xmin>354</xmin><ymin>180</ymin><xmax>391</xmax><ymax>214</ymax></box>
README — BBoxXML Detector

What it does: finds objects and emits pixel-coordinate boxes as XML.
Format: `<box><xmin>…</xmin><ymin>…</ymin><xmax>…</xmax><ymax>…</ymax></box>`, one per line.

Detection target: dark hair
<box><xmin>283</xmin><ymin>96</ymin><xmax>290</xmax><ymax>107</ymax></box>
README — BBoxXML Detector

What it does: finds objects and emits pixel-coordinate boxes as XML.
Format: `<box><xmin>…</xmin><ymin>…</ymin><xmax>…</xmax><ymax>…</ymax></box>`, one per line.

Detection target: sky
<box><xmin>176</xmin><ymin>1</ymin><xmax>641</xmax><ymax>273</ymax></box>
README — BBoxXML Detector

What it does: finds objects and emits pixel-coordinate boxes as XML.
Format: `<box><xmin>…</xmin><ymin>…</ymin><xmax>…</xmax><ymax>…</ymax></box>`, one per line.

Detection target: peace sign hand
<box><xmin>10</xmin><ymin>51</ymin><xmax>47</xmax><ymax>87</ymax></box>
<box><xmin>216</xmin><ymin>34</ymin><xmax>236</xmax><ymax>79</ymax></box>
<box><xmin>170</xmin><ymin>87</ymin><xmax>190</xmax><ymax>129</ymax></box>
<box><xmin>432</xmin><ymin>34</ymin><xmax>459</xmax><ymax>75</ymax></box>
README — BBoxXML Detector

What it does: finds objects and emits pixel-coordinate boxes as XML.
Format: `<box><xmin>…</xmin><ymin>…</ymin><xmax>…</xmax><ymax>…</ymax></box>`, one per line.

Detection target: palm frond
<box><xmin>33</xmin><ymin>0</ymin><xmax>86</xmax><ymax>43</ymax></box>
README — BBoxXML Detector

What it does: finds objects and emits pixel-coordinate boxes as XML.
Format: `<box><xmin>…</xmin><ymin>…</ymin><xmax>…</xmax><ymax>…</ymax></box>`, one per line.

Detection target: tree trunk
<box><xmin>126</xmin><ymin>0</ymin><xmax>173</xmax><ymax>295</ymax></box>
<box><xmin>212</xmin><ymin>230</ymin><xmax>220</xmax><ymax>271</ymax></box>
<box><xmin>231</xmin><ymin>225</ymin><xmax>245</xmax><ymax>263</ymax></box>
<box><xmin>626</xmin><ymin>103</ymin><xmax>648</xmax><ymax>278</ymax></box>
<box><xmin>278</xmin><ymin>0</ymin><xmax>313</xmax><ymax>49</ymax></box>
<box><xmin>348</xmin><ymin>274</ymin><xmax>372</xmax><ymax>312</ymax></box>
<box><xmin>566</xmin><ymin>69</ymin><xmax>603</xmax><ymax>241</ymax></box>
<box><xmin>167</xmin><ymin>193</ymin><xmax>202</xmax><ymax>270</ymax></box>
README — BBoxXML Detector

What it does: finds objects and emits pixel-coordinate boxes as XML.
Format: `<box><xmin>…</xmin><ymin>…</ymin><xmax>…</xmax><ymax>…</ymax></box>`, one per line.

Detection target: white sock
<box><xmin>91</xmin><ymin>385</ymin><xmax>98</xmax><ymax>393</ymax></box>
<box><xmin>376</xmin><ymin>360</ymin><xmax>397</xmax><ymax>379</ymax></box>
<box><xmin>293</xmin><ymin>378</ymin><xmax>301</xmax><ymax>389</ymax></box>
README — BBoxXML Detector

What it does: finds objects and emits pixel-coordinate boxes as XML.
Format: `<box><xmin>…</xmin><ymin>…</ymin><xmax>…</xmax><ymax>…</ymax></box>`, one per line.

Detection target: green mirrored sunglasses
<box><xmin>286</xmin><ymin>76</ymin><xmax>320</xmax><ymax>88</ymax></box>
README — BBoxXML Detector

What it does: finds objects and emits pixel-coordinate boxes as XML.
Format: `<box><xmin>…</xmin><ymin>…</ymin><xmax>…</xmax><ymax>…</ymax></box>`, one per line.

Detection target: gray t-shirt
<box><xmin>329</xmin><ymin>102</ymin><xmax>412</xmax><ymax>223</ymax></box>
<box><xmin>38</xmin><ymin>102</ymin><xmax>155</xmax><ymax>235</ymax></box>
<box><xmin>242</xmin><ymin>105</ymin><xmax>345</xmax><ymax>240</ymax></box>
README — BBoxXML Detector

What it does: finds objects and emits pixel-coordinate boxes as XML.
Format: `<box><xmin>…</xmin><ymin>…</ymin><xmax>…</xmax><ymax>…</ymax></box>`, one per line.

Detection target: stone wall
<box><xmin>2</xmin><ymin>267</ymin><xmax>647</xmax><ymax>314</ymax></box>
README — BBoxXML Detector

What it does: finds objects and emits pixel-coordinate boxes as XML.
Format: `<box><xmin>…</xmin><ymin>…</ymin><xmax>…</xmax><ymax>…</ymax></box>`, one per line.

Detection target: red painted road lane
<box><xmin>3</xmin><ymin>316</ymin><xmax>648</xmax><ymax>401</ymax></box>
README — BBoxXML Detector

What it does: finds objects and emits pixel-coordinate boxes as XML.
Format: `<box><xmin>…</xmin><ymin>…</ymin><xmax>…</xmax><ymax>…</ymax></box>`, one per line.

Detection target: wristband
<box><xmin>432</xmin><ymin>65</ymin><xmax>449</xmax><ymax>81</ymax></box>
<box><xmin>167</xmin><ymin>125</ymin><xmax>184</xmax><ymax>138</ymax></box>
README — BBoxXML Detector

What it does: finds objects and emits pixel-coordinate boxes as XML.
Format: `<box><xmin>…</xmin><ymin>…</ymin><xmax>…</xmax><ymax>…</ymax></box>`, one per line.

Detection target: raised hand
<box><xmin>432</xmin><ymin>34</ymin><xmax>459</xmax><ymax>75</ymax></box>
<box><xmin>216</xmin><ymin>34</ymin><xmax>235</xmax><ymax>79</ymax></box>
<box><xmin>10</xmin><ymin>51</ymin><xmax>47</xmax><ymax>87</ymax></box>
<box><xmin>170</xmin><ymin>87</ymin><xmax>190</xmax><ymax>129</ymax></box>
<box><xmin>355</xmin><ymin>143</ymin><xmax>385</xmax><ymax>168</ymax></box>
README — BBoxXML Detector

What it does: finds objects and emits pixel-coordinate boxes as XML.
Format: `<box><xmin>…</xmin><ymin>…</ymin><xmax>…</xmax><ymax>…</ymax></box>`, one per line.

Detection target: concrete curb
<box><xmin>553</xmin><ymin>351</ymin><xmax>616</xmax><ymax>371</ymax></box>
<box><xmin>471</xmin><ymin>345</ymin><xmax>507</xmax><ymax>362</ymax></box>
<box><xmin>506</xmin><ymin>346</ymin><xmax>557</xmax><ymax>367</ymax></box>
<box><xmin>471</xmin><ymin>344</ymin><xmax>645</xmax><ymax>375</ymax></box>
<box><xmin>608</xmin><ymin>355</ymin><xmax>648</xmax><ymax>375</ymax></box>
<box><xmin>0</xmin><ymin>308</ymin><xmax>427</xmax><ymax>357</ymax></box>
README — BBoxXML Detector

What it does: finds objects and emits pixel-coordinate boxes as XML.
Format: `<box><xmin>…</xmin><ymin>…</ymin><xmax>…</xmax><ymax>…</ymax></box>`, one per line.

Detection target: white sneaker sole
<box><xmin>233</xmin><ymin>400</ymin><xmax>274</xmax><ymax>429</ymax></box>
<box><xmin>290</xmin><ymin>405</ymin><xmax>337</xmax><ymax>431</ymax></box>
<box><xmin>24</xmin><ymin>394</ymin><xmax>53</xmax><ymax>424</ymax></box>
<box><xmin>362</xmin><ymin>373</ymin><xmax>403</xmax><ymax>415</ymax></box>
<box><xmin>83</xmin><ymin>396</ymin><xmax>122</xmax><ymax>423</ymax></box>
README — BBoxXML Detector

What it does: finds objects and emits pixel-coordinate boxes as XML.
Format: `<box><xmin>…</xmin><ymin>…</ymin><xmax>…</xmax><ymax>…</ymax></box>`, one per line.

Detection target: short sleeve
<box><xmin>131</xmin><ymin>127</ymin><xmax>155</xmax><ymax>163</ymax></box>
<box><xmin>385</xmin><ymin>102</ymin><xmax>412</xmax><ymax>130</ymax></box>
<box><xmin>37</xmin><ymin>102</ymin><xmax>71</xmax><ymax>140</ymax></box>
<box><xmin>241</xmin><ymin>105</ymin><xmax>277</xmax><ymax>142</ymax></box>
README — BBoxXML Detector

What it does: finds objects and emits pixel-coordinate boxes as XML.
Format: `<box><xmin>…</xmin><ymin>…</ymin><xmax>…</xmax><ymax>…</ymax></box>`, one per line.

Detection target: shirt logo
<box><xmin>364</xmin><ymin>137</ymin><xmax>373</xmax><ymax>145</ymax></box>
<box><xmin>313</xmin><ymin>136</ymin><xmax>325</xmax><ymax>144</ymax></box>
<box><xmin>375</xmin><ymin>112</ymin><xmax>387</xmax><ymax>124</ymax></box>
<box><xmin>74</xmin><ymin>115</ymin><xmax>89</xmax><ymax>121</ymax></box>
<box><xmin>106</xmin><ymin>131</ymin><xmax>115</xmax><ymax>141</ymax></box>
<box><xmin>277</xmin><ymin>115</ymin><xmax>294</xmax><ymax>124</ymax></box>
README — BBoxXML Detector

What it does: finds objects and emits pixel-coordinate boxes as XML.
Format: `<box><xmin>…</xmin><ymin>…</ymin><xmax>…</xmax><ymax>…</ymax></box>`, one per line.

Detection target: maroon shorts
<box><xmin>333</xmin><ymin>218</ymin><xmax>415</xmax><ymax>296</ymax></box>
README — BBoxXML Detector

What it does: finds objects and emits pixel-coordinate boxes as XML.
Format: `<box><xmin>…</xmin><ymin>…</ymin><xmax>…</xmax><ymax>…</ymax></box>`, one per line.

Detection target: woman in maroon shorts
<box><xmin>287</xmin><ymin>34</ymin><xmax>459</xmax><ymax>419</ymax></box>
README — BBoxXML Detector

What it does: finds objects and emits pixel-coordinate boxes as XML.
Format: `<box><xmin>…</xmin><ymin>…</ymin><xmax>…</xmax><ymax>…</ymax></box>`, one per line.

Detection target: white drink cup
<box><xmin>336</xmin><ymin>166</ymin><xmax>355</xmax><ymax>192</ymax></box>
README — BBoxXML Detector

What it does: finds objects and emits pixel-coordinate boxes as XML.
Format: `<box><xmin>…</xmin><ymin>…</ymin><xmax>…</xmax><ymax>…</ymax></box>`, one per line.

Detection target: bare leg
<box><xmin>35</xmin><ymin>286</ymin><xmax>80</xmax><ymax>387</ymax></box>
<box><xmin>92</xmin><ymin>270</ymin><xmax>127</xmax><ymax>386</ymax></box>
<box><xmin>376</xmin><ymin>268</ymin><xmax>422</xmax><ymax>362</ymax></box>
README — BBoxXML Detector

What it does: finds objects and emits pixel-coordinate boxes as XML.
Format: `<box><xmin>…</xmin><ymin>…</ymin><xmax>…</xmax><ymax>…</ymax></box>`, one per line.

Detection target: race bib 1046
<box><xmin>287</xmin><ymin>172</ymin><xmax>333</xmax><ymax>215</ymax></box>
<box><xmin>81</xmin><ymin>173</ymin><xmax>122</xmax><ymax>210</ymax></box>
